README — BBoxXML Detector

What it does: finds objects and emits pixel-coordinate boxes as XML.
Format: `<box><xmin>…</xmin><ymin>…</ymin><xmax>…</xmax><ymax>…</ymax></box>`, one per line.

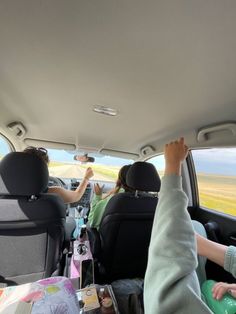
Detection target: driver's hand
<box><xmin>84</xmin><ymin>167</ymin><xmax>94</xmax><ymax>180</ymax></box>
<box><xmin>94</xmin><ymin>183</ymin><xmax>104</xmax><ymax>195</ymax></box>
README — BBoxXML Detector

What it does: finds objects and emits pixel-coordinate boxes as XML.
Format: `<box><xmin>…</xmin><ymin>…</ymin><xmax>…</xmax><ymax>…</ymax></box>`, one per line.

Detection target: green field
<box><xmin>197</xmin><ymin>174</ymin><xmax>236</xmax><ymax>216</ymax></box>
<box><xmin>79</xmin><ymin>164</ymin><xmax>119</xmax><ymax>181</ymax></box>
<box><xmin>49</xmin><ymin>161</ymin><xmax>65</xmax><ymax>167</ymax></box>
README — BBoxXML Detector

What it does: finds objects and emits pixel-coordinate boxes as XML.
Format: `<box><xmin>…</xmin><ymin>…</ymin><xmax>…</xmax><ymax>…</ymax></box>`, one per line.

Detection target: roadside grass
<box><xmin>199</xmin><ymin>192</ymin><xmax>236</xmax><ymax>216</ymax></box>
<box><xmin>79</xmin><ymin>164</ymin><xmax>119</xmax><ymax>181</ymax></box>
<box><xmin>197</xmin><ymin>174</ymin><xmax>236</xmax><ymax>217</ymax></box>
<box><xmin>48</xmin><ymin>161</ymin><xmax>66</xmax><ymax>167</ymax></box>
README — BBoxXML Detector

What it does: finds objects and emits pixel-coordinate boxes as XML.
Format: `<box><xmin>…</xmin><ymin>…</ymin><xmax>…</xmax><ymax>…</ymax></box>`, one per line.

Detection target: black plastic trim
<box><xmin>186</xmin><ymin>151</ymin><xmax>199</xmax><ymax>208</ymax></box>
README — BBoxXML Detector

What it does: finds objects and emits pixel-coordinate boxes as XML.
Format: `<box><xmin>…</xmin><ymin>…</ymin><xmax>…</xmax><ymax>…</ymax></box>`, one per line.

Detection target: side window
<box><xmin>192</xmin><ymin>148</ymin><xmax>236</xmax><ymax>216</ymax></box>
<box><xmin>0</xmin><ymin>135</ymin><xmax>12</xmax><ymax>160</ymax></box>
<box><xmin>147</xmin><ymin>154</ymin><xmax>165</xmax><ymax>178</ymax></box>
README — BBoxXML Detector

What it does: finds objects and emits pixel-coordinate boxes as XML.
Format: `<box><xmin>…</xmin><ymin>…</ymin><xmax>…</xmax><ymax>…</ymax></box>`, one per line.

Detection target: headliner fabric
<box><xmin>0</xmin><ymin>152</ymin><xmax>49</xmax><ymax>196</ymax></box>
<box><xmin>126</xmin><ymin>162</ymin><xmax>161</xmax><ymax>192</ymax></box>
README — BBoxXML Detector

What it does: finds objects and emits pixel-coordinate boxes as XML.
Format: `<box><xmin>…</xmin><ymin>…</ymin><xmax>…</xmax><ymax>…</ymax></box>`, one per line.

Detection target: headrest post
<box><xmin>29</xmin><ymin>195</ymin><xmax>38</xmax><ymax>202</ymax></box>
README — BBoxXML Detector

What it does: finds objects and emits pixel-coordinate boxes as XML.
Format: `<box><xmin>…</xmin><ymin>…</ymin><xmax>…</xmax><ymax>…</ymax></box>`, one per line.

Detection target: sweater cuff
<box><xmin>224</xmin><ymin>245</ymin><xmax>236</xmax><ymax>275</ymax></box>
<box><xmin>160</xmin><ymin>174</ymin><xmax>182</xmax><ymax>192</ymax></box>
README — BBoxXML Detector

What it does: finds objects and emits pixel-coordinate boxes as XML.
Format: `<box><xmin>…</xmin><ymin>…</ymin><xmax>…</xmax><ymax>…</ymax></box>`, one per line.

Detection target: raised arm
<box><xmin>144</xmin><ymin>138</ymin><xmax>212</xmax><ymax>314</ymax></box>
<box><xmin>49</xmin><ymin>167</ymin><xmax>94</xmax><ymax>204</ymax></box>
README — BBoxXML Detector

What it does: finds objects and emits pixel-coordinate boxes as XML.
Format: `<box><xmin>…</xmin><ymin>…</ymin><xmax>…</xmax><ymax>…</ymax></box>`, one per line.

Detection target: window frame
<box><xmin>187</xmin><ymin>151</ymin><xmax>200</xmax><ymax>208</ymax></box>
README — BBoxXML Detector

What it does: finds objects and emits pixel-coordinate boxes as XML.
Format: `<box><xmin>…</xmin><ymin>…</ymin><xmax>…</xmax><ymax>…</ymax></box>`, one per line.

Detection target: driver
<box><xmin>23</xmin><ymin>146</ymin><xmax>94</xmax><ymax>204</ymax></box>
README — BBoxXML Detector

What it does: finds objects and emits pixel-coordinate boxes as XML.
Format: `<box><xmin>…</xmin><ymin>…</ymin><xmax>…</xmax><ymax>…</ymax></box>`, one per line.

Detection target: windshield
<box><xmin>47</xmin><ymin>149</ymin><xmax>133</xmax><ymax>182</ymax></box>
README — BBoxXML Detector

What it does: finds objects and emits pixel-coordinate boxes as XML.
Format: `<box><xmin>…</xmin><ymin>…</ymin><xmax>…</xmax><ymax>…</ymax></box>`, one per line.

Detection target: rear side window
<box><xmin>192</xmin><ymin>148</ymin><xmax>236</xmax><ymax>216</ymax></box>
<box><xmin>0</xmin><ymin>135</ymin><xmax>12</xmax><ymax>160</ymax></box>
<box><xmin>147</xmin><ymin>154</ymin><xmax>165</xmax><ymax>178</ymax></box>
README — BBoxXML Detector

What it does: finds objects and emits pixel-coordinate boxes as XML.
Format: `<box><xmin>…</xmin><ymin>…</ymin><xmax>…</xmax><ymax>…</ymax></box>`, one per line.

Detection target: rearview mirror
<box><xmin>74</xmin><ymin>154</ymin><xmax>95</xmax><ymax>163</ymax></box>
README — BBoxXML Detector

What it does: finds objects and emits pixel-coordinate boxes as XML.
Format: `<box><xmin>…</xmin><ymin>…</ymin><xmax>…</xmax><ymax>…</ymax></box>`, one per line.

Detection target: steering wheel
<box><xmin>48</xmin><ymin>176</ymin><xmax>66</xmax><ymax>188</ymax></box>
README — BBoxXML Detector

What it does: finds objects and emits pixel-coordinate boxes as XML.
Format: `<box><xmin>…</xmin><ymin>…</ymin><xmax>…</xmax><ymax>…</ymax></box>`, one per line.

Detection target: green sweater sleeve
<box><xmin>88</xmin><ymin>195</ymin><xmax>102</xmax><ymax>223</ymax></box>
<box><xmin>224</xmin><ymin>245</ymin><xmax>236</xmax><ymax>278</ymax></box>
<box><xmin>91</xmin><ymin>194</ymin><xmax>102</xmax><ymax>207</ymax></box>
<box><xmin>88</xmin><ymin>195</ymin><xmax>111</xmax><ymax>229</ymax></box>
<box><xmin>144</xmin><ymin>175</ymin><xmax>212</xmax><ymax>314</ymax></box>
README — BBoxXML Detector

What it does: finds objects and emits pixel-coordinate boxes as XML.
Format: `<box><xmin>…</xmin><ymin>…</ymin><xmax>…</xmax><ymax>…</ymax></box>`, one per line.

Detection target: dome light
<box><xmin>93</xmin><ymin>105</ymin><xmax>118</xmax><ymax>116</ymax></box>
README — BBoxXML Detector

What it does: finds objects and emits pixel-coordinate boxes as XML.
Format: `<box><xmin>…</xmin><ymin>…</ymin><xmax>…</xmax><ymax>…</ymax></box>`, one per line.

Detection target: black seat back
<box><xmin>0</xmin><ymin>152</ymin><xmax>66</xmax><ymax>285</ymax></box>
<box><xmin>98</xmin><ymin>162</ymin><xmax>160</xmax><ymax>281</ymax></box>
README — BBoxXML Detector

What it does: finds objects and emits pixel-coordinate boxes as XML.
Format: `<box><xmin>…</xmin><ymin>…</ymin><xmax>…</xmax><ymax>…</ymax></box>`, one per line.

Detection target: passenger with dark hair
<box><xmin>88</xmin><ymin>164</ymin><xmax>132</xmax><ymax>229</ymax></box>
<box><xmin>23</xmin><ymin>146</ymin><xmax>94</xmax><ymax>204</ymax></box>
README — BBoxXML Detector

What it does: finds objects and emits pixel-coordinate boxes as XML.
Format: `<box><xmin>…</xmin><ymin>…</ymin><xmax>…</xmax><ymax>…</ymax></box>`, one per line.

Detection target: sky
<box><xmin>150</xmin><ymin>149</ymin><xmax>236</xmax><ymax>176</ymax></box>
<box><xmin>192</xmin><ymin>148</ymin><xmax>236</xmax><ymax>176</ymax></box>
<box><xmin>0</xmin><ymin>137</ymin><xmax>12</xmax><ymax>155</ymax></box>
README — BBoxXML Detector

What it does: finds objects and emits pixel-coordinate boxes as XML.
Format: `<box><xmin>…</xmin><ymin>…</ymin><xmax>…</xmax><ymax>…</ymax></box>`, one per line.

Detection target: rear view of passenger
<box><xmin>90</xmin><ymin>161</ymin><xmax>161</xmax><ymax>282</ymax></box>
<box><xmin>88</xmin><ymin>164</ymin><xmax>132</xmax><ymax>229</ymax></box>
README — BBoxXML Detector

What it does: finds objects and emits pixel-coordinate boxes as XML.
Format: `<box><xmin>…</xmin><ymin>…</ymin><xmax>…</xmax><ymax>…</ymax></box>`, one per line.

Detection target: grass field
<box><xmin>79</xmin><ymin>164</ymin><xmax>120</xmax><ymax>181</ymax></box>
<box><xmin>197</xmin><ymin>174</ymin><xmax>236</xmax><ymax>216</ymax></box>
<box><xmin>48</xmin><ymin>161</ymin><xmax>120</xmax><ymax>182</ymax></box>
<box><xmin>49</xmin><ymin>161</ymin><xmax>64</xmax><ymax>167</ymax></box>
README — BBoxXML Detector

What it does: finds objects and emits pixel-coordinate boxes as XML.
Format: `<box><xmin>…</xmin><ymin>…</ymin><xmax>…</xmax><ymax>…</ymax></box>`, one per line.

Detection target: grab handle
<box><xmin>197</xmin><ymin>122</ymin><xmax>236</xmax><ymax>142</ymax></box>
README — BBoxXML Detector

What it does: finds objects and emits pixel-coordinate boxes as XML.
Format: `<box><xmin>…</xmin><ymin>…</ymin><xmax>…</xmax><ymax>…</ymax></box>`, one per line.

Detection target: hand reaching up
<box><xmin>94</xmin><ymin>183</ymin><xmax>105</xmax><ymax>196</ymax></box>
<box><xmin>84</xmin><ymin>167</ymin><xmax>94</xmax><ymax>180</ymax></box>
<box><xmin>164</xmin><ymin>137</ymin><xmax>189</xmax><ymax>176</ymax></box>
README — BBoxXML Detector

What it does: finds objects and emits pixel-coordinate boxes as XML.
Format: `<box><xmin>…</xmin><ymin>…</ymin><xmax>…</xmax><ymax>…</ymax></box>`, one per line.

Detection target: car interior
<box><xmin>0</xmin><ymin>0</ymin><xmax>236</xmax><ymax>312</ymax></box>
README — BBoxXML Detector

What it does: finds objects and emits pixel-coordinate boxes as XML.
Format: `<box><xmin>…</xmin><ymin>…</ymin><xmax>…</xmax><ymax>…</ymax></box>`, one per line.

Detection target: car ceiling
<box><xmin>0</xmin><ymin>0</ymin><xmax>236</xmax><ymax>157</ymax></box>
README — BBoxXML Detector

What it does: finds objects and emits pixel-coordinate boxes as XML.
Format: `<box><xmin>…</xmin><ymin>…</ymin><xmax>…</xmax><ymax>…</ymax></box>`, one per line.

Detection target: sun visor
<box><xmin>100</xmin><ymin>148</ymin><xmax>139</xmax><ymax>160</ymax></box>
<box><xmin>24</xmin><ymin>138</ymin><xmax>76</xmax><ymax>151</ymax></box>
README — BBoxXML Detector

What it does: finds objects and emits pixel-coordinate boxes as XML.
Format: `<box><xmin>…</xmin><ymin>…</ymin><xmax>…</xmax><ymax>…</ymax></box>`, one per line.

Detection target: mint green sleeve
<box><xmin>144</xmin><ymin>175</ymin><xmax>212</xmax><ymax>314</ymax></box>
<box><xmin>224</xmin><ymin>246</ymin><xmax>236</xmax><ymax>278</ymax></box>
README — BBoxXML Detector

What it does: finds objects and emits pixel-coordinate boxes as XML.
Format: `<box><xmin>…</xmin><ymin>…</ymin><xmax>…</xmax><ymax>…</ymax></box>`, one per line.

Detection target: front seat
<box><xmin>91</xmin><ymin>161</ymin><xmax>161</xmax><ymax>282</ymax></box>
<box><xmin>0</xmin><ymin>152</ymin><xmax>66</xmax><ymax>286</ymax></box>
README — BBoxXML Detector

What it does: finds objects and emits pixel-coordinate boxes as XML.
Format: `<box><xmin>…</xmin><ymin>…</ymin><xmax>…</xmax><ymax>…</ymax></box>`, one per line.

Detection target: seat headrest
<box><xmin>0</xmin><ymin>152</ymin><xmax>49</xmax><ymax>196</ymax></box>
<box><xmin>126</xmin><ymin>161</ymin><xmax>161</xmax><ymax>192</ymax></box>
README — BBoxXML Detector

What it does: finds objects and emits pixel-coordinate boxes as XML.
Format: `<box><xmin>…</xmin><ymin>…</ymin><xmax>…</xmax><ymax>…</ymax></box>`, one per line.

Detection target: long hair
<box><xmin>103</xmin><ymin>164</ymin><xmax>132</xmax><ymax>199</ymax></box>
